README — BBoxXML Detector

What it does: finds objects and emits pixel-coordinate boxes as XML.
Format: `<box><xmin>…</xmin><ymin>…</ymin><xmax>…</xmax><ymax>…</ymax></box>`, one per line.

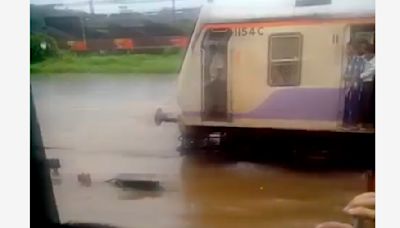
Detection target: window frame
<box><xmin>267</xmin><ymin>32</ymin><xmax>303</xmax><ymax>87</ymax></box>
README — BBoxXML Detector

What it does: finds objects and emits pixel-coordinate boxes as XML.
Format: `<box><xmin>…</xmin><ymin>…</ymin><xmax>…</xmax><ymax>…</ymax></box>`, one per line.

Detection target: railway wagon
<box><xmin>157</xmin><ymin>0</ymin><xmax>375</xmax><ymax>154</ymax></box>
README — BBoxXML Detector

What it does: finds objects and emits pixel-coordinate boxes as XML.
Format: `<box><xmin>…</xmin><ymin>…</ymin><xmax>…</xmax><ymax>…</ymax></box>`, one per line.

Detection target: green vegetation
<box><xmin>30</xmin><ymin>52</ymin><xmax>184</xmax><ymax>74</ymax></box>
<box><xmin>31</xmin><ymin>33</ymin><xmax>59</xmax><ymax>63</ymax></box>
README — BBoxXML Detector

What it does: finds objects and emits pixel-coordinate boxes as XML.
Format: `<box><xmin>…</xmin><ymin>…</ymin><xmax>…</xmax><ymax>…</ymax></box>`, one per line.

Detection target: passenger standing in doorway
<box><xmin>360</xmin><ymin>43</ymin><xmax>375</xmax><ymax>129</ymax></box>
<box><xmin>342</xmin><ymin>40</ymin><xmax>365</xmax><ymax>128</ymax></box>
<box><xmin>205</xmin><ymin>44</ymin><xmax>226</xmax><ymax>118</ymax></box>
<box><xmin>209</xmin><ymin>45</ymin><xmax>225</xmax><ymax>82</ymax></box>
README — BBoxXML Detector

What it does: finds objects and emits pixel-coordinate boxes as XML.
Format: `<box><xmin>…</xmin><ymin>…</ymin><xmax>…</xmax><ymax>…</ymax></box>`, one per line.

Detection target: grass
<box><xmin>30</xmin><ymin>52</ymin><xmax>184</xmax><ymax>75</ymax></box>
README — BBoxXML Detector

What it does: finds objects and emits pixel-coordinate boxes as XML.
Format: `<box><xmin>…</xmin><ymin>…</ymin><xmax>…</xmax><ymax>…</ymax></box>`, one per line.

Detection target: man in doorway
<box><xmin>342</xmin><ymin>40</ymin><xmax>365</xmax><ymax>128</ymax></box>
<box><xmin>205</xmin><ymin>44</ymin><xmax>227</xmax><ymax>119</ymax></box>
<box><xmin>359</xmin><ymin>43</ymin><xmax>375</xmax><ymax>129</ymax></box>
<box><xmin>209</xmin><ymin>45</ymin><xmax>225</xmax><ymax>82</ymax></box>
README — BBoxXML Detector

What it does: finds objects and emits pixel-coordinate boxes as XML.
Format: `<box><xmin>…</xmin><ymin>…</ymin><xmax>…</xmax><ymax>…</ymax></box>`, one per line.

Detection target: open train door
<box><xmin>200</xmin><ymin>28</ymin><xmax>232</xmax><ymax>122</ymax></box>
<box><xmin>338</xmin><ymin>23</ymin><xmax>375</xmax><ymax>128</ymax></box>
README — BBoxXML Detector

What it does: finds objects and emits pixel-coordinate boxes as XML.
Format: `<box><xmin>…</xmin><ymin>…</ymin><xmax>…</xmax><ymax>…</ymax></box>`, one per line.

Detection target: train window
<box><xmin>350</xmin><ymin>24</ymin><xmax>375</xmax><ymax>44</ymax></box>
<box><xmin>268</xmin><ymin>33</ymin><xmax>302</xmax><ymax>87</ymax></box>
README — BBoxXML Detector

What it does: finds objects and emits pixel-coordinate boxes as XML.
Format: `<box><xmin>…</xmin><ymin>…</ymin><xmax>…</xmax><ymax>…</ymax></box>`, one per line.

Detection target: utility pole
<box><xmin>172</xmin><ymin>0</ymin><xmax>176</xmax><ymax>25</ymax></box>
<box><xmin>80</xmin><ymin>17</ymin><xmax>87</xmax><ymax>47</ymax></box>
<box><xmin>89</xmin><ymin>0</ymin><xmax>95</xmax><ymax>14</ymax></box>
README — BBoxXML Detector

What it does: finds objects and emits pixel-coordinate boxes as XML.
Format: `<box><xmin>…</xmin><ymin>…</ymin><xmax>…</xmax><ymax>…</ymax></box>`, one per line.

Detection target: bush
<box><xmin>30</xmin><ymin>33</ymin><xmax>59</xmax><ymax>63</ymax></box>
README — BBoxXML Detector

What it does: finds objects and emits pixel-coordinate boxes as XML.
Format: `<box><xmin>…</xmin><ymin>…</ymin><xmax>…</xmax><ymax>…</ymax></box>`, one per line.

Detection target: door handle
<box><xmin>332</xmin><ymin>34</ymin><xmax>339</xmax><ymax>44</ymax></box>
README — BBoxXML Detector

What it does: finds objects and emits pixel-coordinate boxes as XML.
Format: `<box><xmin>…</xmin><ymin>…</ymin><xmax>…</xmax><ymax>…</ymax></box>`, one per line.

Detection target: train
<box><xmin>43</xmin><ymin>15</ymin><xmax>190</xmax><ymax>53</ymax></box>
<box><xmin>66</xmin><ymin>36</ymin><xmax>189</xmax><ymax>53</ymax></box>
<box><xmin>155</xmin><ymin>0</ymin><xmax>375</xmax><ymax>156</ymax></box>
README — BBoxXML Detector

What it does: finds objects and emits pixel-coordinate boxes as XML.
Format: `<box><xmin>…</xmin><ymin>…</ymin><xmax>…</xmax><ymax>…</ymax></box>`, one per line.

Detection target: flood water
<box><xmin>31</xmin><ymin>74</ymin><xmax>368</xmax><ymax>228</ymax></box>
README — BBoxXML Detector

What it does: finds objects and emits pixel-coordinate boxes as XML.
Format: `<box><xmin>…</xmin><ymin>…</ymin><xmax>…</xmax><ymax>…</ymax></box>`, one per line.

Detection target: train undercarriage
<box><xmin>155</xmin><ymin>109</ymin><xmax>375</xmax><ymax>169</ymax></box>
<box><xmin>178</xmin><ymin>125</ymin><xmax>375</xmax><ymax>169</ymax></box>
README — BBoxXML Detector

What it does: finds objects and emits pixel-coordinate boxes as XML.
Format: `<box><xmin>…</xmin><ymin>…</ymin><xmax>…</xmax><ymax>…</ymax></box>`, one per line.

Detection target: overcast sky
<box><xmin>30</xmin><ymin>0</ymin><xmax>207</xmax><ymax>13</ymax></box>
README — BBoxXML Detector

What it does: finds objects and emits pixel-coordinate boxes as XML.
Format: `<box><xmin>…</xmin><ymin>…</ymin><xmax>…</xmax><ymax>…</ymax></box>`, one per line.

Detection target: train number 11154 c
<box><xmin>232</xmin><ymin>27</ymin><xmax>264</xmax><ymax>36</ymax></box>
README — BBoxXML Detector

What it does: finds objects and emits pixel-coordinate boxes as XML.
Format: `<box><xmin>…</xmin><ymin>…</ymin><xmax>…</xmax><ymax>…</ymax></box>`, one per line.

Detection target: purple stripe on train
<box><xmin>183</xmin><ymin>88</ymin><xmax>344</xmax><ymax>121</ymax></box>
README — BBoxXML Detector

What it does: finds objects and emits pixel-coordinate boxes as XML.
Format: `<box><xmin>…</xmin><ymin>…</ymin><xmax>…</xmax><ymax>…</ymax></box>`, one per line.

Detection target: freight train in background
<box><xmin>65</xmin><ymin>35</ymin><xmax>189</xmax><ymax>53</ymax></box>
<box><xmin>30</xmin><ymin>4</ymin><xmax>198</xmax><ymax>53</ymax></box>
<box><xmin>44</xmin><ymin>15</ymin><xmax>189</xmax><ymax>53</ymax></box>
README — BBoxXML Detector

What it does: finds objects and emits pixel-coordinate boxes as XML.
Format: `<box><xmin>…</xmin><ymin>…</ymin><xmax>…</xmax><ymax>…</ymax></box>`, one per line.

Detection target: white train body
<box><xmin>177</xmin><ymin>0</ymin><xmax>375</xmax><ymax>133</ymax></box>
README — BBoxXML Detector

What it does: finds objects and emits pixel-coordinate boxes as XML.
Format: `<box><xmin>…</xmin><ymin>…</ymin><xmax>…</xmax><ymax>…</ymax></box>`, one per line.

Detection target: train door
<box><xmin>339</xmin><ymin>23</ymin><xmax>375</xmax><ymax>128</ymax></box>
<box><xmin>200</xmin><ymin>28</ymin><xmax>233</xmax><ymax>121</ymax></box>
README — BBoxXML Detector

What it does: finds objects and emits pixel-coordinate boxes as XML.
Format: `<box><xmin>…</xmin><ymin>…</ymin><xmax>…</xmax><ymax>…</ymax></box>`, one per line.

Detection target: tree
<box><xmin>30</xmin><ymin>33</ymin><xmax>59</xmax><ymax>63</ymax></box>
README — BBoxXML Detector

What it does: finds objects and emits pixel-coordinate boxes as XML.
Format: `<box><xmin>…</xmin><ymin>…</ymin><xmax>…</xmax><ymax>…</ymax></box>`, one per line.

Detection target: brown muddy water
<box><xmin>31</xmin><ymin>74</ymin><xmax>368</xmax><ymax>228</ymax></box>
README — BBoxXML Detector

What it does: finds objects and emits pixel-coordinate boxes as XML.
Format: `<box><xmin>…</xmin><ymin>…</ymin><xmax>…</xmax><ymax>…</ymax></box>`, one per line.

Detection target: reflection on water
<box><xmin>32</xmin><ymin>75</ymin><xmax>367</xmax><ymax>228</ymax></box>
